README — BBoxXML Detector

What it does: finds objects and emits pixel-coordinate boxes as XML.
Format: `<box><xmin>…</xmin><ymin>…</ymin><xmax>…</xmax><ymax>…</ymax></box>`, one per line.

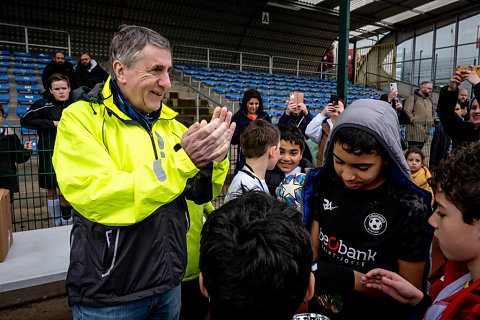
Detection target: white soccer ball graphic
<box><xmin>368</xmin><ymin>217</ymin><xmax>383</xmax><ymax>231</ymax></box>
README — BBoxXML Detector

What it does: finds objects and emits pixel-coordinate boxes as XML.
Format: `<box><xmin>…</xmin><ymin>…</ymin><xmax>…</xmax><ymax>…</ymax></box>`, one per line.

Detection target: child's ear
<box><xmin>268</xmin><ymin>145</ymin><xmax>276</xmax><ymax>157</ymax></box>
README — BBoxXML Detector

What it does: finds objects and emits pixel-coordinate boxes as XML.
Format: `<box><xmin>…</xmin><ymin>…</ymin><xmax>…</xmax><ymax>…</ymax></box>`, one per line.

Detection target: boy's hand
<box><xmin>361</xmin><ymin>268</ymin><xmax>424</xmax><ymax>306</ymax></box>
<box><xmin>321</xmin><ymin>103</ymin><xmax>333</xmax><ymax>116</ymax></box>
<box><xmin>24</xmin><ymin>141</ymin><xmax>33</xmax><ymax>150</ymax></box>
<box><xmin>448</xmin><ymin>68</ymin><xmax>464</xmax><ymax>91</ymax></box>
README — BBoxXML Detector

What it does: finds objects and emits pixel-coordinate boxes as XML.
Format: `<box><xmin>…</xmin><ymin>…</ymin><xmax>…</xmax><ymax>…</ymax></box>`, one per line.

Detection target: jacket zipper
<box><xmin>148</xmin><ymin>130</ymin><xmax>159</xmax><ymax>160</ymax></box>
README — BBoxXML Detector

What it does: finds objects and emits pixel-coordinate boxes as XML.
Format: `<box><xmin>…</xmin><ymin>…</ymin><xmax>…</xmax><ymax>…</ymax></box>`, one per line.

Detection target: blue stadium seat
<box><xmin>212</xmin><ymin>87</ymin><xmax>228</xmax><ymax>93</ymax></box>
<box><xmin>0</xmin><ymin>51</ymin><xmax>9</xmax><ymax>55</ymax></box>
<box><xmin>16</xmin><ymin>106</ymin><xmax>29</xmax><ymax>116</ymax></box>
<box><xmin>0</xmin><ymin>67</ymin><xmax>7</xmax><ymax>74</ymax></box>
<box><xmin>0</xmin><ymin>94</ymin><xmax>10</xmax><ymax>103</ymax></box>
<box><xmin>14</xmin><ymin>57</ymin><xmax>34</xmax><ymax>62</ymax></box>
<box><xmin>225</xmin><ymin>94</ymin><xmax>242</xmax><ymax>100</ymax></box>
<box><xmin>0</xmin><ymin>55</ymin><xmax>11</xmax><ymax>61</ymax></box>
<box><xmin>0</xmin><ymin>61</ymin><xmax>10</xmax><ymax>67</ymax></box>
<box><xmin>36</xmin><ymin>58</ymin><xmax>50</xmax><ymax>64</ymax></box>
<box><xmin>37</xmin><ymin>64</ymin><xmax>46</xmax><ymax>70</ymax></box>
<box><xmin>0</xmin><ymin>84</ymin><xmax>10</xmax><ymax>93</ymax></box>
<box><xmin>38</xmin><ymin>69</ymin><xmax>44</xmax><ymax>75</ymax></box>
<box><xmin>14</xmin><ymin>62</ymin><xmax>36</xmax><ymax>69</ymax></box>
<box><xmin>16</xmin><ymin>85</ymin><xmax>42</xmax><ymax>93</ymax></box>
<box><xmin>65</xmin><ymin>56</ymin><xmax>72</xmax><ymax>61</ymax></box>
<box><xmin>17</xmin><ymin>94</ymin><xmax>42</xmax><ymax>104</ymax></box>
<box><xmin>12</xmin><ymin>68</ymin><xmax>35</xmax><ymax>76</ymax></box>
<box><xmin>15</xmin><ymin>76</ymin><xmax>37</xmax><ymax>84</ymax></box>
<box><xmin>2</xmin><ymin>105</ymin><xmax>8</xmax><ymax>116</ymax></box>
<box><xmin>14</xmin><ymin>52</ymin><xmax>31</xmax><ymax>57</ymax></box>
<box><xmin>0</xmin><ymin>75</ymin><xmax>8</xmax><ymax>83</ymax></box>
<box><xmin>20</xmin><ymin>126</ymin><xmax>36</xmax><ymax>134</ymax></box>
<box><xmin>35</xmin><ymin>53</ymin><xmax>52</xmax><ymax>59</ymax></box>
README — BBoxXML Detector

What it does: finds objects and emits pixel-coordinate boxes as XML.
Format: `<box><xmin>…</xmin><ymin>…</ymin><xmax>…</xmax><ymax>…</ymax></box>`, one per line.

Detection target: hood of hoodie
<box><xmin>301</xmin><ymin>99</ymin><xmax>427</xmax><ymax>225</ymax></box>
<box><xmin>322</xmin><ymin>99</ymin><xmax>412</xmax><ymax>182</ymax></box>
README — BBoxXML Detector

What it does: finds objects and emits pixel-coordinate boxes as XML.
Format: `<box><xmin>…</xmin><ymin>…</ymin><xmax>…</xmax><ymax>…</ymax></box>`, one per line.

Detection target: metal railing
<box><xmin>0</xmin><ymin>23</ymin><xmax>71</xmax><ymax>56</ymax></box>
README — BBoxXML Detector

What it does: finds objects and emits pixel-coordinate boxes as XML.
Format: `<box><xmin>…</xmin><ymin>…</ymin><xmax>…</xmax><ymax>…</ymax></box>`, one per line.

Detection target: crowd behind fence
<box><xmin>1</xmin><ymin>120</ymin><xmax>437</xmax><ymax>232</ymax></box>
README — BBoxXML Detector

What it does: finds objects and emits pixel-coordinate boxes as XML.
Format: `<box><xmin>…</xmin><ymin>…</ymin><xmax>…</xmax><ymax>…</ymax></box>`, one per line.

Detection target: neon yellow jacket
<box><xmin>52</xmin><ymin>77</ymin><xmax>229</xmax><ymax>306</ymax></box>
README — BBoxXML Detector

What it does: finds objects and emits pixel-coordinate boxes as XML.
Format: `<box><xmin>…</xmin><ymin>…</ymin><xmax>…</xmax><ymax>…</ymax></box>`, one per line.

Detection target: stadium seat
<box><xmin>36</xmin><ymin>58</ymin><xmax>50</xmax><ymax>64</ymax></box>
<box><xmin>20</xmin><ymin>126</ymin><xmax>36</xmax><ymax>134</ymax></box>
<box><xmin>14</xmin><ymin>57</ymin><xmax>34</xmax><ymax>62</ymax></box>
<box><xmin>38</xmin><ymin>69</ymin><xmax>44</xmax><ymax>75</ymax></box>
<box><xmin>65</xmin><ymin>56</ymin><xmax>72</xmax><ymax>60</ymax></box>
<box><xmin>16</xmin><ymin>85</ymin><xmax>42</xmax><ymax>93</ymax></box>
<box><xmin>0</xmin><ymin>61</ymin><xmax>10</xmax><ymax>67</ymax></box>
<box><xmin>0</xmin><ymin>94</ymin><xmax>10</xmax><ymax>103</ymax></box>
<box><xmin>0</xmin><ymin>55</ymin><xmax>11</xmax><ymax>61</ymax></box>
<box><xmin>0</xmin><ymin>51</ymin><xmax>9</xmax><ymax>55</ymax></box>
<box><xmin>16</xmin><ymin>106</ymin><xmax>29</xmax><ymax>116</ymax></box>
<box><xmin>0</xmin><ymin>67</ymin><xmax>7</xmax><ymax>74</ymax></box>
<box><xmin>0</xmin><ymin>84</ymin><xmax>10</xmax><ymax>93</ymax></box>
<box><xmin>14</xmin><ymin>52</ymin><xmax>31</xmax><ymax>57</ymax></box>
<box><xmin>37</xmin><ymin>64</ymin><xmax>46</xmax><ymax>70</ymax></box>
<box><xmin>12</xmin><ymin>68</ymin><xmax>35</xmax><ymax>76</ymax></box>
<box><xmin>0</xmin><ymin>75</ymin><xmax>8</xmax><ymax>83</ymax></box>
<box><xmin>14</xmin><ymin>62</ymin><xmax>36</xmax><ymax>69</ymax></box>
<box><xmin>35</xmin><ymin>53</ymin><xmax>52</xmax><ymax>59</ymax></box>
<box><xmin>2</xmin><ymin>105</ymin><xmax>8</xmax><ymax>116</ymax></box>
<box><xmin>15</xmin><ymin>76</ymin><xmax>37</xmax><ymax>84</ymax></box>
<box><xmin>17</xmin><ymin>94</ymin><xmax>42</xmax><ymax>104</ymax></box>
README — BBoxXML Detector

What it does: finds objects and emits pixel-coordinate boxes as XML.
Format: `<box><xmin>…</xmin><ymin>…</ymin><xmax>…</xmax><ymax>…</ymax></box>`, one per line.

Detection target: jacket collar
<box><xmin>101</xmin><ymin>77</ymin><xmax>178</xmax><ymax>122</ymax></box>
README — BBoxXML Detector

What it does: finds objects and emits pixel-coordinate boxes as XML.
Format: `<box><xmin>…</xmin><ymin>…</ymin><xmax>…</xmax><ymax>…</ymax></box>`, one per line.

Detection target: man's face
<box><xmin>420</xmin><ymin>83</ymin><xmax>433</xmax><ymax>97</ymax></box>
<box><xmin>49</xmin><ymin>80</ymin><xmax>70</xmax><ymax>101</ymax></box>
<box><xmin>277</xmin><ymin>140</ymin><xmax>303</xmax><ymax>173</ymax></box>
<box><xmin>116</xmin><ymin>44</ymin><xmax>172</xmax><ymax>114</ymax></box>
<box><xmin>55</xmin><ymin>53</ymin><xmax>65</xmax><ymax>65</ymax></box>
<box><xmin>458</xmin><ymin>89</ymin><xmax>468</xmax><ymax>104</ymax></box>
<box><xmin>428</xmin><ymin>191</ymin><xmax>480</xmax><ymax>264</ymax></box>
<box><xmin>333</xmin><ymin>142</ymin><xmax>387</xmax><ymax>190</ymax></box>
<box><xmin>81</xmin><ymin>54</ymin><xmax>92</xmax><ymax>68</ymax></box>
<box><xmin>470</xmin><ymin>99</ymin><xmax>480</xmax><ymax>128</ymax></box>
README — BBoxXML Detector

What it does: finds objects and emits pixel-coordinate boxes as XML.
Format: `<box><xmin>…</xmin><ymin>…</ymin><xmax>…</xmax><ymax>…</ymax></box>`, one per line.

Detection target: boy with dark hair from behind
<box><xmin>225</xmin><ymin>120</ymin><xmax>280</xmax><ymax>202</ymax></box>
<box><xmin>199</xmin><ymin>191</ymin><xmax>315</xmax><ymax>320</ymax></box>
<box><xmin>362</xmin><ymin>141</ymin><xmax>480</xmax><ymax>319</ymax></box>
<box><xmin>304</xmin><ymin>99</ymin><xmax>432</xmax><ymax>320</ymax></box>
<box><xmin>265</xmin><ymin>125</ymin><xmax>314</xmax><ymax>195</ymax></box>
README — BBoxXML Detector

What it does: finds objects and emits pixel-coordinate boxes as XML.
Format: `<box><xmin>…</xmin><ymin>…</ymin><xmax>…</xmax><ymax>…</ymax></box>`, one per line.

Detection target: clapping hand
<box><xmin>181</xmin><ymin>107</ymin><xmax>236</xmax><ymax>168</ymax></box>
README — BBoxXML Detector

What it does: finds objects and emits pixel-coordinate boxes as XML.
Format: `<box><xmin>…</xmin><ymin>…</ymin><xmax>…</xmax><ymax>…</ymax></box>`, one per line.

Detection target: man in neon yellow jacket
<box><xmin>52</xmin><ymin>25</ymin><xmax>234</xmax><ymax>320</ymax></box>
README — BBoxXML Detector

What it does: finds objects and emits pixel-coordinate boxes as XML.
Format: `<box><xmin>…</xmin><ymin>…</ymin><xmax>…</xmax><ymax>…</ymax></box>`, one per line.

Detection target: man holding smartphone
<box><xmin>278</xmin><ymin>92</ymin><xmax>314</xmax><ymax>161</ymax></box>
<box><xmin>404</xmin><ymin>81</ymin><xmax>434</xmax><ymax>150</ymax></box>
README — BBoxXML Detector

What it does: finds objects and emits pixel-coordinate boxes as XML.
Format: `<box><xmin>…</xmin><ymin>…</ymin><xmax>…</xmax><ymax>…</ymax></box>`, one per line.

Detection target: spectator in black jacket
<box><xmin>437</xmin><ymin>66</ymin><xmax>480</xmax><ymax>149</ymax></box>
<box><xmin>380</xmin><ymin>89</ymin><xmax>410</xmax><ymax>149</ymax></box>
<box><xmin>429</xmin><ymin>102</ymin><xmax>464</xmax><ymax>169</ymax></box>
<box><xmin>231</xmin><ymin>89</ymin><xmax>271</xmax><ymax>174</ymax></box>
<box><xmin>75</xmin><ymin>54</ymin><xmax>109</xmax><ymax>89</ymax></box>
<box><xmin>0</xmin><ymin>106</ymin><xmax>32</xmax><ymax>202</ymax></box>
<box><xmin>265</xmin><ymin>126</ymin><xmax>314</xmax><ymax>196</ymax></box>
<box><xmin>21</xmin><ymin>73</ymin><xmax>73</xmax><ymax>226</ymax></box>
<box><xmin>41</xmin><ymin>52</ymin><xmax>78</xmax><ymax>91</ymax></box>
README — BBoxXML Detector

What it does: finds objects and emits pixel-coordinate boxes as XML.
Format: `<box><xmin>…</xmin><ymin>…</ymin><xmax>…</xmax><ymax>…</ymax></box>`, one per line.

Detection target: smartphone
<box><xmin>329</xmin><ymin>94</ymin><xmax>339</xmax><ymax>105</ymax></box>
<box><xmin>390</xmin><ymin>82</ymin><xmax>398</xmax><ymax>92</ymax></box>
<box><xmin>457</xmin><ymin>65</ymin><xmax>480</xmax><ymax>77</ymax></box>
<box><xmin>391</xmin><ymin>98</ymin><xmax>397</xmax><ymax>107</ymax></box>
<box><xmin>290</xmin><ymin>92</ymin><xmax>304</xmax><ymax>105</ymax></box>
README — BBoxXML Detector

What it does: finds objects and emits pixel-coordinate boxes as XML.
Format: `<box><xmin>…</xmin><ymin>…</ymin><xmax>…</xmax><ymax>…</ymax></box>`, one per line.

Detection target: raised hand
<box><xmin>361</xmin><ymin>268</ymin><xmax>424</xmax><ymax>306</ymax></box>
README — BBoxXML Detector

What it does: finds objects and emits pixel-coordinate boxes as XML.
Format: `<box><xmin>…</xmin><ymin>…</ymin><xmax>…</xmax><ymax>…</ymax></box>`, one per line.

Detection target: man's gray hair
<box><xmin>419</xmin><ymin>81</ymin><xmax>432</xmax><ymax>88</ymax></box>
<box><xmin>109</xmin><ymin>25</ymin><xmax>171</xmax><ymax>79</ymax></box>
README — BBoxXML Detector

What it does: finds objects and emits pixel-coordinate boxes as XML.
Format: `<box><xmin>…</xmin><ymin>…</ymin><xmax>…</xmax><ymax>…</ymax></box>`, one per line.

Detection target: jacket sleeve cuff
<box><xmin>313</xmin><ymin>261</ymin><xmax>355</xmax><ymax>294</ymax></box>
